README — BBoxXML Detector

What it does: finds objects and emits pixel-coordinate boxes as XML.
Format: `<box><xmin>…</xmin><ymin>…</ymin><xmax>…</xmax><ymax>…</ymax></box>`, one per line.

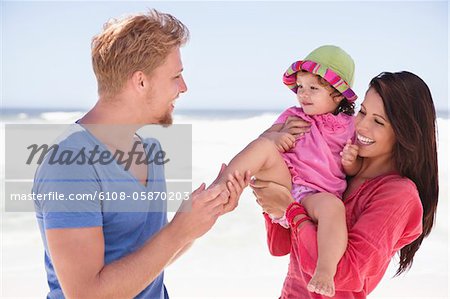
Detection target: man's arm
<box><xmin>168</xmin><ymin>241</ymin><xmax>194</xmax><ymax>266</ymax></box>
<box><xmin>47</xmin><ymin>185</ymin><xmax>228</xmax><ymax>299</ymax></box>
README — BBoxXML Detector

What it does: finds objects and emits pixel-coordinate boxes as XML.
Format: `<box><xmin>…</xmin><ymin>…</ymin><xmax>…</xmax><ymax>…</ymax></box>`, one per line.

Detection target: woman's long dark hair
<box><xmin>369</xmin><ymin>71</ymin><xmax>439</xmax><ymax>275</ymax></box>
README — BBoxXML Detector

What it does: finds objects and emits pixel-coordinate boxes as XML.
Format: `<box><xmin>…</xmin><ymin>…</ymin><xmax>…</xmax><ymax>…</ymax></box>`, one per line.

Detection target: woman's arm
<box><xmin>251</xmin><ymin>180</ymin><xmax>295</xmax><ymax>256</ymax></box>
<box><xmin>292</xmin><ymin>181</ymin><xmax>423</xmax><ymax>292</ymax></box>
<box><xmin>261</xmin><ymin>123</ymin><xmax>284</xmax><ymax>134</ymax></box>
<box><xmin>263</xmin><ymin>213</ymin><xmax>291</xmax><ymax>256</ymax></box>
<box><xmin>252</xmin><ymin>178</ymin><xmax>423</xmax><ymax>292</ymax></box>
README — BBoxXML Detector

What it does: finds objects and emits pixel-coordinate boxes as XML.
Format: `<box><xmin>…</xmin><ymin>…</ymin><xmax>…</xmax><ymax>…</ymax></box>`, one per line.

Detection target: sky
<box><xmin>1</xmin><ymin>1</ymin><xmax>449</xmax><ymax>111</ymax></box>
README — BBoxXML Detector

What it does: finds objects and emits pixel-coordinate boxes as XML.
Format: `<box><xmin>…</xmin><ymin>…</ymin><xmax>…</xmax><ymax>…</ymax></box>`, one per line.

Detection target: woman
<box><xmin>250</xmin><ymin>71</ymin><xmax>439</xmax><ymax>298</ymax></box>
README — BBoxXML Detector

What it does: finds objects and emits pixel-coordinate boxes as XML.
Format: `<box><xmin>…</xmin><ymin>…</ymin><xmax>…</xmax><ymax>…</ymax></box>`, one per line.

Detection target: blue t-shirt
<box><xmin>33</xmin><ymin>124</ymin><xmax>169</xmax><ymax>299</ymax></box>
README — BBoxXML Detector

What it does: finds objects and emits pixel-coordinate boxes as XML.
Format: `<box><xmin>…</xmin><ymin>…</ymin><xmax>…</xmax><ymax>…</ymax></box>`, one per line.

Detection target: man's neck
<box><xmin>78</xmin><ymin>96</ymin><xmax>146</xmax><ymax>151</ymax></box>
<box><xmin>80</xmin><ymin>94</ymin><xmax>146</xmax><ymax>125</ymax></box>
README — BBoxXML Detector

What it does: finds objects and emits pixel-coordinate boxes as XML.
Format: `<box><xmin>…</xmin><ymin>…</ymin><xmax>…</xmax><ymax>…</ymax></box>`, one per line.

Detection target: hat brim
<box><xmin>283</xmin><ymin>60</ymin><xmax>357</xmax><ymax>102</ymax></box>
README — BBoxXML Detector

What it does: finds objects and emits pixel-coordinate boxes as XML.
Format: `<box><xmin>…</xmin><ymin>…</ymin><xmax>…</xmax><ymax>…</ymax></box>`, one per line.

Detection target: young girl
<box><xmin>214</xmin><ymin>45</ymin><xmax>359</xmax><ymax>297</ymax></box>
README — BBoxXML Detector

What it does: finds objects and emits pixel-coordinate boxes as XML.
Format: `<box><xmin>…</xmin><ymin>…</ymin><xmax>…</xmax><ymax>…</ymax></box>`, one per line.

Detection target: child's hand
<box><xmin>261</xmin><ymin>131</ymin><xmax>295</xmax><ymax>152</ymax></box>
<box><xmin>340</xmin><ymin>139</ymin><xmax>359</xmax><ymax>167</ymax></box>
<box><xmin>280</xmin><ymin>116</ymin><xmax>311</xmax><ymax>137</ymax></box>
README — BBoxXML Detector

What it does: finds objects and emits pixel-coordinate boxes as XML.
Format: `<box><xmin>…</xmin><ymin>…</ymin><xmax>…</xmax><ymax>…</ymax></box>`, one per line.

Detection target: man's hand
<box><xmin>222</xmin><ymin>169</ymin><xmax>251</xmax><ymax>214</ymax></box>
<box><xmin>209</xmin><ymin>163</ymin><xmax>251</xmax><ymax>214</ymax></box>
<box><xmin>172</xmin><ymin>183</ymin><xmax>229</xmax><ymax>241</ymax></box>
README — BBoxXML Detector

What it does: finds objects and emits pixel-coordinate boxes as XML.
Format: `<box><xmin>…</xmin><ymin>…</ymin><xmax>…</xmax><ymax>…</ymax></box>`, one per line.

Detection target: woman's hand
<box><xmin>260</xmin><ymin>131</ymin><xmax>296</xmax><ymax>152</ymax></box>
<box><xmin>280</xmin><ymin>116</ymin><xmax>311</xmax><ymax>137</ymax></box>
<box><xmin>249</xmin><ymin>179</ymin><xmax>295</xmax><ymax>218</ymax></box>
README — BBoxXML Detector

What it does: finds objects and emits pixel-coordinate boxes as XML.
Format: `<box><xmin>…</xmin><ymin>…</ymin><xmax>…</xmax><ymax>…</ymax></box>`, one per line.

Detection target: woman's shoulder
<box><xmin>347</xmin><ymin>173</ymin><xmax>423</xmax><ymax>254</ymax></box>
<box><xmin>363</xmin><ymin>173</ymin><xmax>421</xmax><ymax>208</ymax></box>
<box><xmin>370</xmin><ymin>173</ymin><xmax>418</xmax><ymax>192</ymax></box>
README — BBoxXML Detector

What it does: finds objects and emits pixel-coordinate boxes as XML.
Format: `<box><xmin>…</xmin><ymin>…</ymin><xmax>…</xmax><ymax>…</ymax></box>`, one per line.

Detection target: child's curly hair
<box><xmin>317</xmin><ymin>76</ymin><xmax>355</xmax><ymax>116</ymax></box>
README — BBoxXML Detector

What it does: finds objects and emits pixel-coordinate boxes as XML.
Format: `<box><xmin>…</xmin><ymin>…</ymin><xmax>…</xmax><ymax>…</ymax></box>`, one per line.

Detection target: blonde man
<box><xmin>33</xmin><ymin>10</ymin><xmax>248</xmax><ymax>298</ymax></box>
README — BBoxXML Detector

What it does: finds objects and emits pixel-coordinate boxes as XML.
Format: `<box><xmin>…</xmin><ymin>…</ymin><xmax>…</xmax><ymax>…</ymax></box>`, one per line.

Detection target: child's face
<box><xmin>295</xmin><ymin>72</ymin><xmax>341</xmax><ymax>115</ymax></box>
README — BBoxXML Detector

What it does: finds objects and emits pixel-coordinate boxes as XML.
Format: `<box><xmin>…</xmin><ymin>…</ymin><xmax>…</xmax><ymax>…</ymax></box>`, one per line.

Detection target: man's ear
<box><xmin>131</xmin><ymin>71</ymin><xmax>148</xmax><ymax>91</ymax></box>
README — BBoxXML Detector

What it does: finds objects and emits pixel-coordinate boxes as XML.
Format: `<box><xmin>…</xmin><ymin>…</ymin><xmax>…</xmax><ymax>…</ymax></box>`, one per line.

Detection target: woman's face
<box><xmin>355</xmin><ymin>88</ymin><xmax>396</xmax><ymax>159</ymax></box>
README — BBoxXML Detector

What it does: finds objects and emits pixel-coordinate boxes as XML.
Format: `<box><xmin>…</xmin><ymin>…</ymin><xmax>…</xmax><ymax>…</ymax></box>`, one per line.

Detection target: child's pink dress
<box><xmin>272</xmin><ymin>106</ymin><xmax>355</xmax><ymax>227</ymax></box>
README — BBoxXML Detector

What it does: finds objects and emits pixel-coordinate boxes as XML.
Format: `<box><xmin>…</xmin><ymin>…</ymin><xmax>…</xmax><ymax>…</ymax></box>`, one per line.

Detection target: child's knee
<box><xmin>305</xmin><ymin>193</ymin><xmax>344</xmax><ymax>217</ymax></box>
<box><xmin>251</xmin><ymin>137</ymin><xmax>279</xmax><ymax>155</ymax></box>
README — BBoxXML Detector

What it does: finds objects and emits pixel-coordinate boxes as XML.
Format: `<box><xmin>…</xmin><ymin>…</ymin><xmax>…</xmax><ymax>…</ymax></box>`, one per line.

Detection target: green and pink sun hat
<box><xmin>283</xmin><ymin>45</ymin><xmax>357</xmax><ymax>102</ymax></box>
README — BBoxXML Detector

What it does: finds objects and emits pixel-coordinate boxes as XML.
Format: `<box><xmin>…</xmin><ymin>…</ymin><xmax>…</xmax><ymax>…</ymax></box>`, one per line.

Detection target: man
<box><xmin>33</xmin><ymin>10</ymin><xmax>248</xmax><ymax>298</ymax></box>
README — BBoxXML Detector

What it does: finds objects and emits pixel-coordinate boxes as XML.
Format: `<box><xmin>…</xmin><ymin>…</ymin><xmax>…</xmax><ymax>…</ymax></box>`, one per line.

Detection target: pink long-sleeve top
<box><xmin>274</xmin><ymin>106</ymin><xmax>355</xmax><ymax>198</ymax></box>
<box><xmin>264</xmin><ymin>172</ymin><xmax>423</xmax><ymax>299</ymax></box>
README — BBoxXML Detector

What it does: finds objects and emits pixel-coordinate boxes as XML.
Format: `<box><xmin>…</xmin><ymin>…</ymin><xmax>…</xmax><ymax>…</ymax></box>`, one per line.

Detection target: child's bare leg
<box><xmin>214</xmin><ymin>136</ymin><xmax>292</xmax><ymax>191</ymax></box>
<box><xmin>301</xmin><ymin>193</ymin><xmax>347</xmax><ymax>297</ymax></box>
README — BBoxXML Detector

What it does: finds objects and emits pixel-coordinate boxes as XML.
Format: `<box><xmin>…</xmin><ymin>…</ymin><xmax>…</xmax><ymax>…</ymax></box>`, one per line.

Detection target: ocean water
<box><xmin>1</xmin><ymin>109</ymin><xmax>448</xmax><ymax>298</ymax></box>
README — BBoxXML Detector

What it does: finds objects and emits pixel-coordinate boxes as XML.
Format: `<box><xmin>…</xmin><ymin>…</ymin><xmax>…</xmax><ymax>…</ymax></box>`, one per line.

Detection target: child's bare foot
<box><xmin>307</xmin><ymin>269</ymin><xmax>335</xmax><ymax>297</ymax></box>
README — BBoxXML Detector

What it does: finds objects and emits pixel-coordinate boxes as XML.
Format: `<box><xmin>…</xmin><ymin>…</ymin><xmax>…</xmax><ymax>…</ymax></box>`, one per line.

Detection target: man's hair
<box><xmin>91</xmin><ymin>9</ymin><xmax>190</xmax><ymax>96</ymax></box>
